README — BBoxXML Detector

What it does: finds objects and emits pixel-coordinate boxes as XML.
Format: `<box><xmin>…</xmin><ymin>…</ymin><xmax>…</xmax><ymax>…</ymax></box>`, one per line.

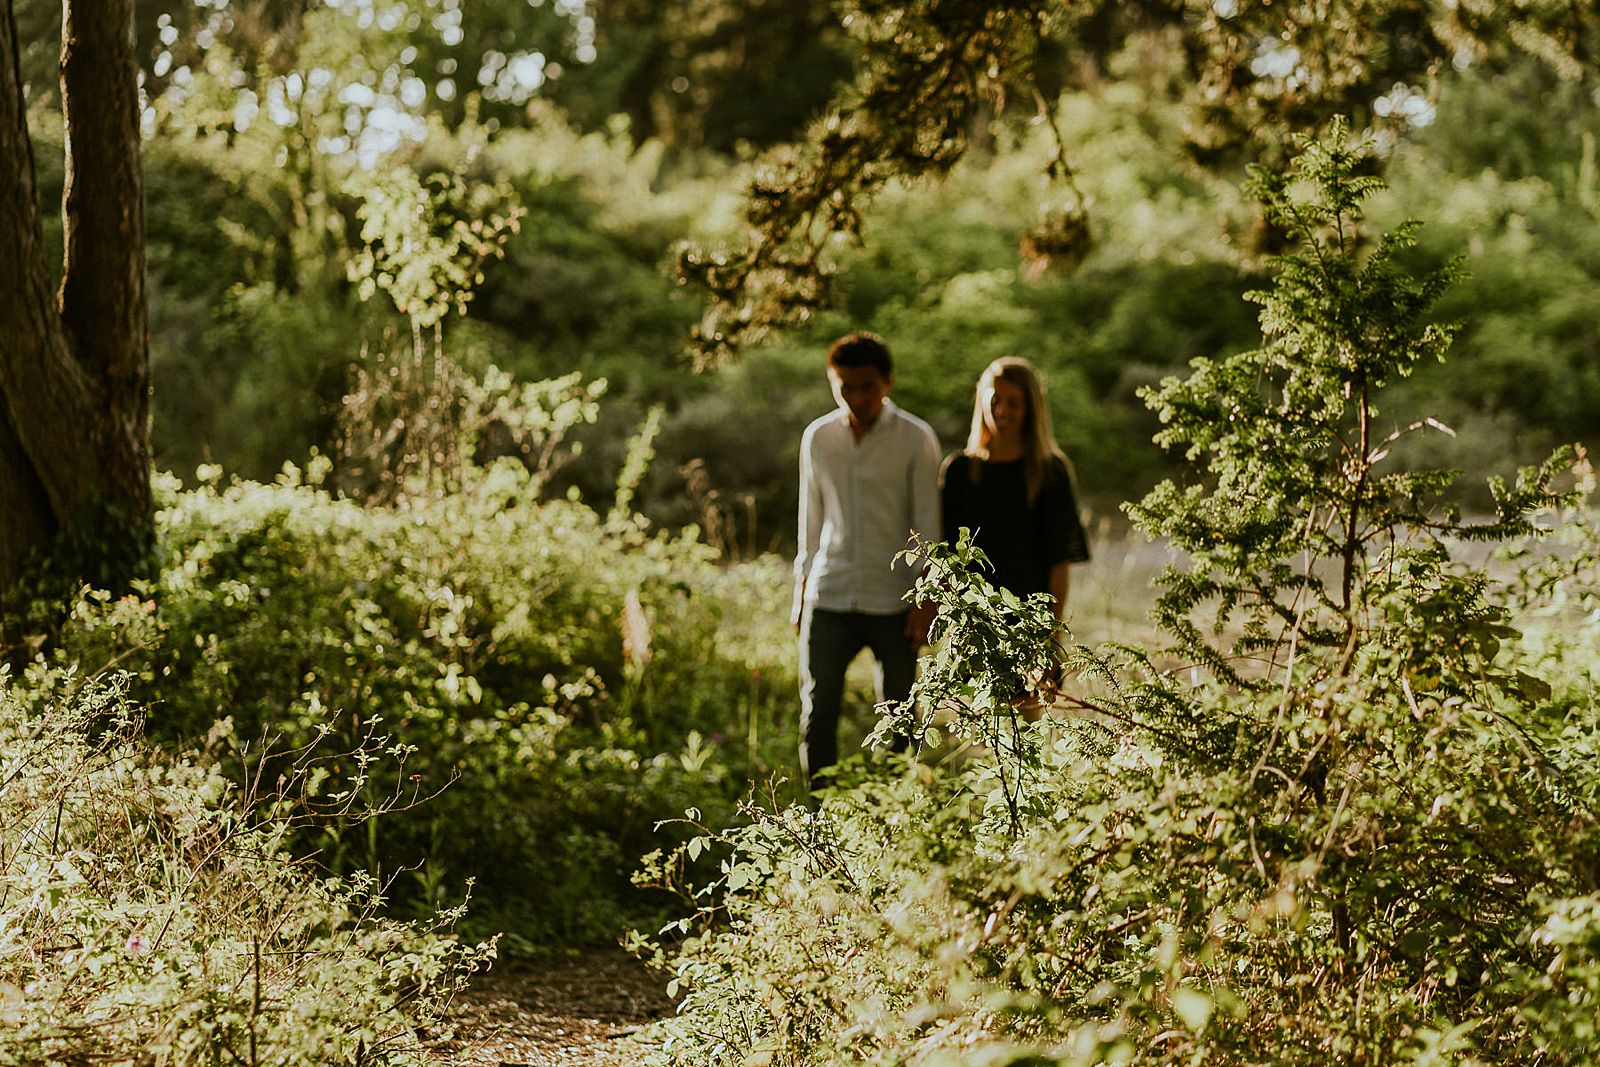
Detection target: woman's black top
<box><xmin>939</xmin><ymin>453</ymin><xmax>1090</xmax><ymax>598</ymax></box>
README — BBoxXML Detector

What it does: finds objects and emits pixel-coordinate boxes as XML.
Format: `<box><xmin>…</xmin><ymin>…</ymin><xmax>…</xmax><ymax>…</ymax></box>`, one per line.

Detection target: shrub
<box><xmin>0</xmin><ymin>668</ymin><xmax>491</xmax><ymax>1065</ymax></box>
<box><xmin>45</xmin><ymin>458</ymin><xmax>797</xmax><ymax>949</ymax></box>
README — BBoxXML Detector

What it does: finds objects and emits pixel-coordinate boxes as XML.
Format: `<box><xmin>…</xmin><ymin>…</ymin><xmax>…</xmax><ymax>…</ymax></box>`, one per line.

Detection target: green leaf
<box><xmin>1173</xmin><ymin>987</ymin><xmax>1213</xmax><ymax>1031</ymax></box>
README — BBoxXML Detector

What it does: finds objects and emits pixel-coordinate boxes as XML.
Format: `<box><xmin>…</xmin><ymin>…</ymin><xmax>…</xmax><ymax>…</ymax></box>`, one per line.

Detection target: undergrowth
<box><xmin>0</xmin><ymin>670</ymin><xmax>491</xmax><ymax>1064</ymax></box>
<box><xmin>33</xmin><ymin>457</ymin><xmax>798</xmax><ymax>950</ymax></box>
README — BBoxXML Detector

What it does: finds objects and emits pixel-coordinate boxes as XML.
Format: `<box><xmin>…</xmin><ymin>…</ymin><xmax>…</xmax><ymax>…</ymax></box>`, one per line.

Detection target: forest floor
<box><xmin>433</xmin><ymin>948</ymin><xmax>676</xmax><ymax>1066</ymax></box>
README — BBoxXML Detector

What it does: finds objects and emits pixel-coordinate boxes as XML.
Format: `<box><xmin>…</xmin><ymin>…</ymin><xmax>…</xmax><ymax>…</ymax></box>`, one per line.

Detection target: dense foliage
<box><xmin>642</xmin><ymin>129</ymin><xmax>1600</xmax><ymax>1066</ymax></box>
<box><xmin>0</xmin><ymin>669</ymin><xmax>491</xmax><ymax>1064</ymax></box>
<box><xmin>7</xmin><ymin>2</ymin><xmax>1600</xmax><ymax>1058</ymax></box>
<box><xmin>0</xmin><ymin>361</ymin><xmax>824</xmax><ymax>1050</ymax></box>
<box><xmin>35</xmin><ymin>456</ymin><xmax>800</xmax><ymax>949</ymax></box>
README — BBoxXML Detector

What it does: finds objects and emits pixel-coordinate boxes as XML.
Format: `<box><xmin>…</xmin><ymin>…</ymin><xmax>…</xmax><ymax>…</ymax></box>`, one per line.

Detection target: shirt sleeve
<box><xmin>795</xmin><ymin>426</ymin><xmax>823</xmax><ymax>587</ymax></box>
<box><xmin>1041</xmin><ymin>457</ymin><xmax>1091</xmax><ymax>566</ymax></box>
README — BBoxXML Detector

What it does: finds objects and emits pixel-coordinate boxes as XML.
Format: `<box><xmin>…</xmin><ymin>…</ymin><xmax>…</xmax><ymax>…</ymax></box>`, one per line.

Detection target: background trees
<box><xmin>5</xmin><ymin>0</ymin><xmax>1598</xmax><ymax>587</ymax></box>
<box><xmin>684</xmin><ymin>0</ymin><xmax>1599</xmax><ymax>358</ymax></box>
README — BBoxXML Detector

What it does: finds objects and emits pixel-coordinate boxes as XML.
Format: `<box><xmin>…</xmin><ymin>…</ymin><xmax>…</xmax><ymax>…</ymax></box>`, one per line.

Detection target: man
<box><xmin>793</xmin><ymin>332</ymin><xmax>940</xmax><ymax>787</ymax></box>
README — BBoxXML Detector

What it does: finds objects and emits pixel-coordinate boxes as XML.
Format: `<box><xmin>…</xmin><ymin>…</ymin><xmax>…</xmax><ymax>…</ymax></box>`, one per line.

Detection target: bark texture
<box><xmin>0</xmin><ymin>0</ymin><xmax>151</xmax><ymax>590</ymax></box>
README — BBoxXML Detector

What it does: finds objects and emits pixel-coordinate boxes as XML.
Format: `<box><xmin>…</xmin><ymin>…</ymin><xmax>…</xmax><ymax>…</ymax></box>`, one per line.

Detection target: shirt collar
<box><xmin>833</xmin><ymin>396</ymin><xmax>898</xmax><ymax>435</ymax></box>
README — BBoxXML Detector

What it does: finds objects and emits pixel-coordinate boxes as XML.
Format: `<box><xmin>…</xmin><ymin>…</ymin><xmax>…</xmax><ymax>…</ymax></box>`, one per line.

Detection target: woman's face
<box><xmin>983</xmin><ymin>377</ymin><xmax>1028</xmax><ymax>439</ymax></box>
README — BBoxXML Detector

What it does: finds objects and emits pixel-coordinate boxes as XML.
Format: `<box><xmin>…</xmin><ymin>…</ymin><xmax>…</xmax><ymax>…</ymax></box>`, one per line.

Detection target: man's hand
<box><xmin>905</xmin><ymin>602</ymin><xmax>935</xmax><ymax>649</ymax></box>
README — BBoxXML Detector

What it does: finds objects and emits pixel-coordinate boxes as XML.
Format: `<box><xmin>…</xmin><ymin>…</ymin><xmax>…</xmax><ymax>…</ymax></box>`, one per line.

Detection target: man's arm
<box><xmin>793</xmin><ymin>429</ymin><xmax>823</xmax><ymax>630</ymax></box>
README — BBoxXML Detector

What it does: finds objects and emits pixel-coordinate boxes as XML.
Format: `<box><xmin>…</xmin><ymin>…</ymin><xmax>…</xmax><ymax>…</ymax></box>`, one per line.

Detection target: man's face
<box><xmin>828</xmin><ymin>364</ymin><xmax>892</xmax><ymax>426</ymax></box>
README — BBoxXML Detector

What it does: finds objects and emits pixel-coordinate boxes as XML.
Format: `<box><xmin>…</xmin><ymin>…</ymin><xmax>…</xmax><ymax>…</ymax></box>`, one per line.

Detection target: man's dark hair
<box><xmin>826</xmin><ymin>332</ymin><xmax>892</xmax><ymax>378</ymax></box>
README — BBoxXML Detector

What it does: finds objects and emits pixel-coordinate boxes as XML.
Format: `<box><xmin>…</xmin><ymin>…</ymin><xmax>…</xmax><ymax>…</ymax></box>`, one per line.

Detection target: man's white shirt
<box><xmin>795</xmin><ymin>399</ymin><xmax>941</xmax><ymax>616</ymax></box>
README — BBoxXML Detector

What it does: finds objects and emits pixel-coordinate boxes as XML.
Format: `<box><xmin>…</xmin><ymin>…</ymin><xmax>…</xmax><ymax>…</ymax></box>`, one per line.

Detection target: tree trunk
<box><xmin>0</xmin><ymin>0</ymin><xmax>151</xmax><ymax>591</ymax></box>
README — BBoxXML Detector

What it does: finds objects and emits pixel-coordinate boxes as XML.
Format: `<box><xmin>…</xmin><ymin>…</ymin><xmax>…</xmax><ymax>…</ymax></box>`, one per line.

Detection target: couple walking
<box><xmin>792</xmin><ymin>332</ymin><xmax>1090</xmax><ymax>787</ymax></box>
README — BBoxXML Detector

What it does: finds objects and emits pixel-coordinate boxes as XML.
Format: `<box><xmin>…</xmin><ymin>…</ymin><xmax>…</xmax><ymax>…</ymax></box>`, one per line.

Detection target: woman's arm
<box><xmin>1042</xmin><ymin>456</ymin><xmax>1087</xmax><ymax>623</ymax></box>
<box><xmin>1047</xmin><ymin>560</ymin><xmax>1071</xmax><ymax>621</ymax></box>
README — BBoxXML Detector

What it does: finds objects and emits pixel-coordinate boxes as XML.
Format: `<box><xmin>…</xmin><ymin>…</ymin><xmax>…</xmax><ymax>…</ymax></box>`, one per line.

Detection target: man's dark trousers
<box><xmin>799</xmin><ymin>605</ymin><xmax>915</xmax><ymax>788</ymax></box>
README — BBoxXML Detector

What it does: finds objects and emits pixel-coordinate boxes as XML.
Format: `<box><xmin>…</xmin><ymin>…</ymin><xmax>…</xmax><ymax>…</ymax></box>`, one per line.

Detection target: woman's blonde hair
<box><xmin>964</xmin><ymin>356</ymin><xmax>1071</xmax><ymax>504</ymax></box>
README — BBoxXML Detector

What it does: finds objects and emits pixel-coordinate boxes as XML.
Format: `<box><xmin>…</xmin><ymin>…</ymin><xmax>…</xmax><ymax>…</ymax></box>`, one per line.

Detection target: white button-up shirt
<box><xmin>794</xmin><ymin>399</ymin><xmax>941</xmax><ymax>616</ymax></box>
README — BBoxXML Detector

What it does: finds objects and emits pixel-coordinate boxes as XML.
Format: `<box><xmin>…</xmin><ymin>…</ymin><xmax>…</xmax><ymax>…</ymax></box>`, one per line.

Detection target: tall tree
<box><xmin>0</xmin><ymin>0</ymin><xmax>151</xmax><ymax>589</ymax></box>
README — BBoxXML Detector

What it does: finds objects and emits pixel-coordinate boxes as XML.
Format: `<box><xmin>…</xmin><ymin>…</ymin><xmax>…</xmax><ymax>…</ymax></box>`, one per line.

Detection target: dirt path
<box><xmin>434</xmin><ymin>948</ymin><xmax>676</xmax><ymax>1066</ymax></box>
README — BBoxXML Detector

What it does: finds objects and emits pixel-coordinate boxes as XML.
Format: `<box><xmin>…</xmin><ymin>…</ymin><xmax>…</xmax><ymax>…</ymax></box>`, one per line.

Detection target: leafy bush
<box><xmin>44</xmin><ymin>455</ymin><xmax>797</xmax><ymax>950</ymax></box>
<box><xmin>0</xmin><ymin>669</ymin><xmax>490</xmax><ymax>1064</ymax></box>
<box><xmin>642</xmin><ymin>125</ymin><xmax>1600</xmax><ymax>1066</ymax></box>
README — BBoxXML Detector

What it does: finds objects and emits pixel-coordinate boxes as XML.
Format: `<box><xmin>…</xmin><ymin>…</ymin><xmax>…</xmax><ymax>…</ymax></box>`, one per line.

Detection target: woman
<box><xmin>940</xmin><ymin>357</ymin><xmax>1090</xmax><ymax>622</ymax></box>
